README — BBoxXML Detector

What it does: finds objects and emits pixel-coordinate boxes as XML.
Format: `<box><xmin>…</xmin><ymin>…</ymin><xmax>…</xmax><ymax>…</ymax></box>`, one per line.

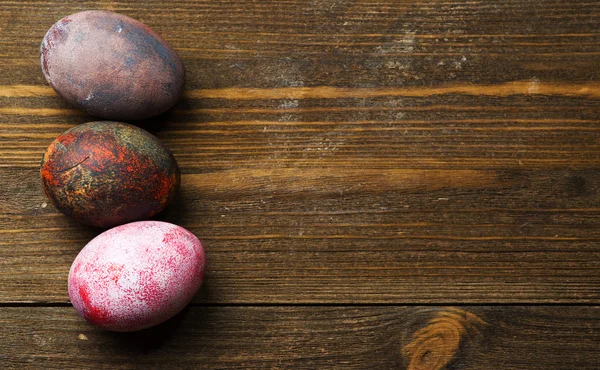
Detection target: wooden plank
<box><xmin>0</xmin><ymin>306</ymin><xmax>598</xmax><ymax>369</ymax></box>
<box><xmin>2</xmin><ymin>1</ymin><xmax>600</xmax><ymax>86</ymax></box>
<box><xmin>2</xmin><ymin>165</ymin><xmax>600</xmax><ymax>303</ymax></box>
<box><xmin>2</xmin><ymin>98</ymin><xmax>600</xmax><ymax>170</ymax></box>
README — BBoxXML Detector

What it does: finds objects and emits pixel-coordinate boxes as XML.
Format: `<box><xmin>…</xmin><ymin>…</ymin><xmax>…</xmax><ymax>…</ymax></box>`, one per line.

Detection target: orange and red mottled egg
<box><xmin>40</xmin><ymin>121</ymin><xmax>180</xmax><ymax>228</ymax></box>
<box><xmin>68</xmin><ymin>221</ymin><xmax>206</xmax><ymax>332</ymax></box>
<box><xmin>40</xmin><ymin>10</ymin><xmax>184</xmax><ymax>120</ymax></box>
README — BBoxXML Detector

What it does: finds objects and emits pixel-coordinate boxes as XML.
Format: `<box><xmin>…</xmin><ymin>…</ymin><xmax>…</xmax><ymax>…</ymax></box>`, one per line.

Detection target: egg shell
<box><xmin>40</xmin><ymin>10</ymin><xmax>185</xmax><ymax>120</ymax></box>
<box><xmin>40</xmin><ymin>121</ymin><xmax>180</xmax><ymax>228</ymax></box>
<box><xmin>68</xmin><ymin>221</ymin><xmax>206</xmax><ymax>332</ymax></box>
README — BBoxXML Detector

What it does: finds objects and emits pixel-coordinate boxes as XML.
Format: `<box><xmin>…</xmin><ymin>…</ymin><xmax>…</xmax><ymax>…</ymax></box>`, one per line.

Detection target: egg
<box><xmin>40</xmin><ymin>10</ymin><xmax>185</xmax><ymax>120</ymax></box>
<box><xmin>68</xmin><ymin>221</ymin><xmax>206</xmax><ymax>332</ymax></box>
<box><xmin>40</xmin><ymin>121</ymin><xmax>180</xmax><ymax>228</ymax></box>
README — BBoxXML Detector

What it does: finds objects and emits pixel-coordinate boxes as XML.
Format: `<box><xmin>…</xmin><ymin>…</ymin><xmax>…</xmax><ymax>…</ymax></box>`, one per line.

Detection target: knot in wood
<box><xmin>402</xmin><ymin>307</ymin><xmax>487</xmax><ymax>370</ymax></box>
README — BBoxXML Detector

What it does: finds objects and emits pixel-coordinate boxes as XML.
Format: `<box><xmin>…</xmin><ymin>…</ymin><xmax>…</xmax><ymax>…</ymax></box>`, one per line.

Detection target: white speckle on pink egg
<box><xmin>68</xmin><ymin>221</ymin><xmax>206</xmax><ymax>332</ymax></box>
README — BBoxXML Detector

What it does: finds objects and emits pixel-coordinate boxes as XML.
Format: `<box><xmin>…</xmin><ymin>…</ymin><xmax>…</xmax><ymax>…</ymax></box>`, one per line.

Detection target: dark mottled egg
<box><xmin>40</xmin><ymin>121</ymin><xmax>180</xmax><ymax>228</ymax></box>
<box><xmin>40</xmin><ymin>11</ymin><xmax>185</xmax><ymax>120</ymax></box>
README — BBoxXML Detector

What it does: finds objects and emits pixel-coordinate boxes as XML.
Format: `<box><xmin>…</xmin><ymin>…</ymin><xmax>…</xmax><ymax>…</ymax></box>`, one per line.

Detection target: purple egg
<box><xmin>41</xmin><ymin>11</ymin><xmax>185</xmax><ymax>120</ymax></box>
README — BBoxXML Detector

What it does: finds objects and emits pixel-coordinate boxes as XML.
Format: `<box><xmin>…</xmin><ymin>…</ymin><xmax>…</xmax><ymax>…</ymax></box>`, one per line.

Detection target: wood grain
<box><xmin>0</xmin><ymin>306</ymin><xmax>598</xmax><ymax>369</ymax></box>
<box><xmin>1</xmin><ymin>0</ymin><xmax>600</xmax><ymax>305</ymax></box>
<box><xmin>2</xmin><ymin>166</ymin><xmax>600</xmax><ymax>303</ymax></box>
<box><xmin>1</xmin><ymin>0</ymin><xmax>600</xmax><ymax>367</ymax></box>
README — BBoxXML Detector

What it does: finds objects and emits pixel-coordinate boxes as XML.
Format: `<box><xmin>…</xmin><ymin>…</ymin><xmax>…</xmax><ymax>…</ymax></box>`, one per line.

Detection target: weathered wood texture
<box><xmin>1</xmin><ymin>0</ymin><xmax>600</xmax><ymax>304</ymax></box>
<box><xmin>3</xmin><ymin>170</ymin><xmax>600</xmax><ymax>304</ymax></box>
<box><xmin>1</xmin><ymin>0</ymin><xmax>600</xmax><ymax>368</ymax></box>
<box><xmin>1</xmin><ymin>306</ymin><xmax>599</xmax><ymax>369</ymax></box>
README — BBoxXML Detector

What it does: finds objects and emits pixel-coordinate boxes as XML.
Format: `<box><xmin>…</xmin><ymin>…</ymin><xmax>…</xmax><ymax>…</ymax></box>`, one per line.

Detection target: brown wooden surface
<box><xmin>1</xmin><ymin>306</ymin><xmax>599</xmax><ymax>369</ymax></box>
<box><xmin>1</xmin><ymin>0</ymin><xmax>600</xmax><ymax>368</ymax></box>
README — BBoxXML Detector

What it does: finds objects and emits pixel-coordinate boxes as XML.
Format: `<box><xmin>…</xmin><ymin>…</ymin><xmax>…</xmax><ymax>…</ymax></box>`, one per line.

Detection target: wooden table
<box><xmin>1</xmin><ymin>1</ymin><xmax>599</xmax><ymax>368</ymax></box>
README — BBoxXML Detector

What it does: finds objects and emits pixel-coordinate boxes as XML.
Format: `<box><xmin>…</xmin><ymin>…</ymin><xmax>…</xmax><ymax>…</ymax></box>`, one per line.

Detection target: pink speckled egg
<box><xmin>68</xmin><ymin>221</ymin><xmax>205</xmax><ymax>332</ymax></box>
